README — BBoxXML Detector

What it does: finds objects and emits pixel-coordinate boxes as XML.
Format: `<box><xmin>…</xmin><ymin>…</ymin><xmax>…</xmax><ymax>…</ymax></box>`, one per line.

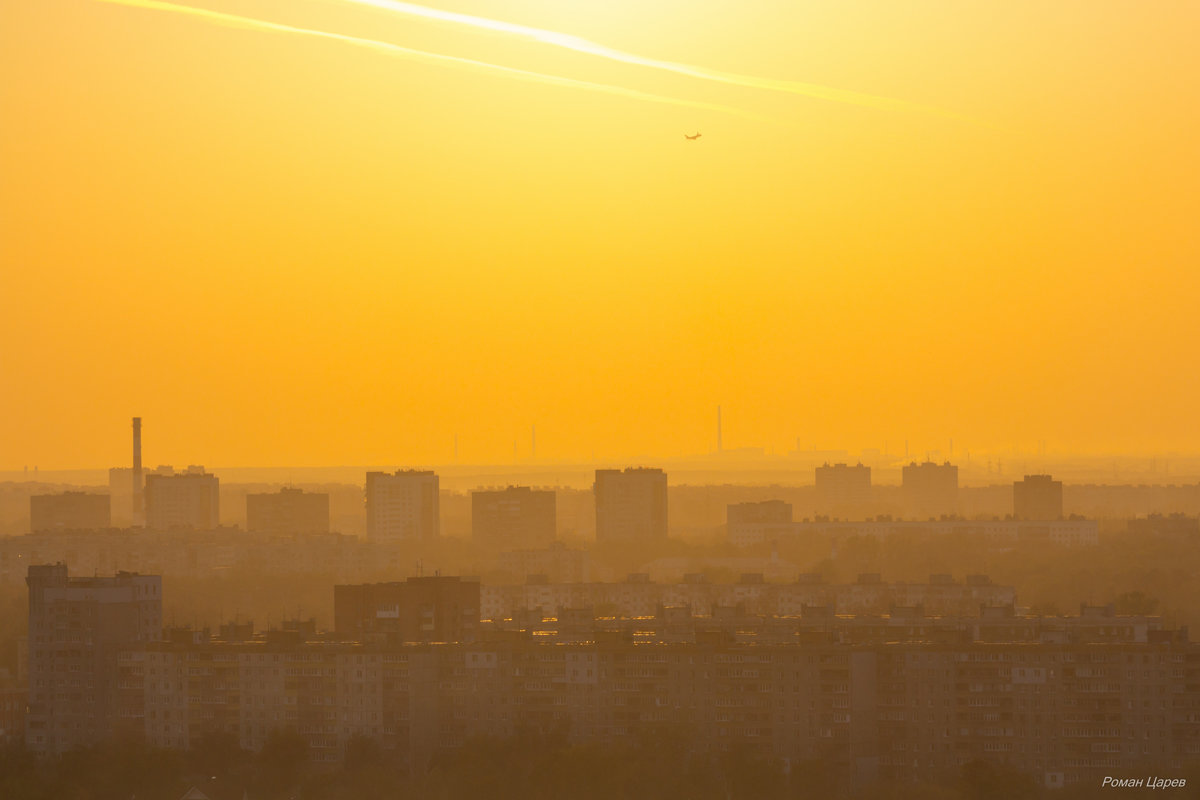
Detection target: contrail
<box><xmin>334</xmin><ymin>0</ymin><xmax>972</xmax><ymax>121</ymax></box>
<box><xmin>95</xmin><ymin>0</ymin><xmax>756</xmax><ymax>118</ymax></box>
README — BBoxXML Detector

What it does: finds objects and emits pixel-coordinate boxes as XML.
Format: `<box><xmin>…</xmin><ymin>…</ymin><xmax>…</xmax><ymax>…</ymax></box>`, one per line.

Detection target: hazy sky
<box><xmin>2</xmin><ymin>0</ymin><xmax>1198</xmax><ymax>468</ymax></box>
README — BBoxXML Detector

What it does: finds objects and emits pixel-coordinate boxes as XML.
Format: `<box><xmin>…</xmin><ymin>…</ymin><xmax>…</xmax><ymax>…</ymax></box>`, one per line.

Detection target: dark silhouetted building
<box><xmin>25</xmin><ymin>564</ymin><xmax>162</xmax><ymax>754</ymax></box>
<box><xmin>901</xmin><ymin>461</ymin><xmax>958</xmax><ymax>518</ymax></box>
<box><xmin>29</xmin><ymin>492</ymin><xmax>110</xmax><ymax>532</ymax></box>
<box><xmin>246</xmin><ymin>487</ymin><xmax>330</xmax><ymax>533</ymax></box>
<box><xmin>815</xmin><ymin>462</ymin><xmax>871</xmax><ymax>516</ymax></box>
<box><xmin>471</xmin><ymin>486</ymin><xmax>555</xmax><ymax>549</ymax></box>
<box><xmin>594</xmin><ymin>467</ymin><xmax>668</xmax><ymax>545</ymax></box>
<box><xmin>365</xmin><ymin>470</ymin><xmax>439</xmax><ymax>542</ymax></box>
<box><xmin>726</xmin><ymin>500</ymin><xmax>795</xmax><ymax>546</ymax></box>
<box><xmin>145</xmin><ymin>470</ymin><xmax>219</xmax><ymax>529</ymax></box>
<box><xmin>1014</xmin><ymin>474</ymin><xmax>1063</xmax><ymax>520</ymax></box>
<box><xmin>727</xmin><ymin>500</ymin><xmax>793</xmax><ymax>525</ymax></box>
<box><xmin>333</xmin><ymin>576</ymin><xmax>479</xmax><ymax>642</ymax></box>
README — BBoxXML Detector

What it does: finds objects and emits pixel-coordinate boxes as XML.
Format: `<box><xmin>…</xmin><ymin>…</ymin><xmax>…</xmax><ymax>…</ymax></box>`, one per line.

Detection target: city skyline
<box><xmin>4</xmin><ymin>1</ymin><xmax>1200</xmax><ymax>795</ymax></box>
<box><xmin>7</xmin><ymin>412</ymin><xmax>1200</xmax><ymax>473</ymax></box>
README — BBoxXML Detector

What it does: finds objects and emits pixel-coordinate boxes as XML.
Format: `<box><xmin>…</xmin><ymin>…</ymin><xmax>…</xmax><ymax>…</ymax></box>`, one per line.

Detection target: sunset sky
<box><xmin>2</xmin><ymin>0</ymin><xmax>1198</xmax><ymax>468</ymax></box>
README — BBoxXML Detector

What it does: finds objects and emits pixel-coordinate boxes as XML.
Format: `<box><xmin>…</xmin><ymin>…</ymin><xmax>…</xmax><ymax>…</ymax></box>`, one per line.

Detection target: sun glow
<box><xmin>330</xmin><ymin>0</ymin><xmax>968</xmax><ymax>119</ymax></box>
<box><xmin>2</xmin><ymin>0</ymin><xmax>1198</xmax><ymax>466</ymax></box>
<box><xmin>96</xmin><ymin>0</ymin><xmax>755</xmax><ymax>117</ymax></box>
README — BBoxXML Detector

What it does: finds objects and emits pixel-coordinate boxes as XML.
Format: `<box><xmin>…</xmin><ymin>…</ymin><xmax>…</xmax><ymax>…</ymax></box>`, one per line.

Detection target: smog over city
<box><xmin>3</xmin><ymin>1</ymin><xmax>1200</xmax><ymax>798</ymax></box>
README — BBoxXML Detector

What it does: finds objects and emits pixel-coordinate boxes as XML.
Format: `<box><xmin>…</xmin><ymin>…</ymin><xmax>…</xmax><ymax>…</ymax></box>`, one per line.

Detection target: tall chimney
<box><xmin>132</xmin><ymin>417</ymin><xmax>143</xmax><ymax>526</ymax></box>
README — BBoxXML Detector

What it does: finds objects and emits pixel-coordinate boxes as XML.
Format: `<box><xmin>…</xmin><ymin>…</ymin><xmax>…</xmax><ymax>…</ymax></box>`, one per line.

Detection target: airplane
<box><xmin>684</xmin><ymin>132</ymin><xmax>702</xmax><ymax>140</ymax></box>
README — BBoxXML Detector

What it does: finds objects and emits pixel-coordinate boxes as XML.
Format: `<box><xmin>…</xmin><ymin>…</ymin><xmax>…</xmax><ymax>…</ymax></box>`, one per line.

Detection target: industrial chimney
<box><xmin>132</xmin><ymin>417</ymin><xmax>143</xmax><ymax>526</ymax></box>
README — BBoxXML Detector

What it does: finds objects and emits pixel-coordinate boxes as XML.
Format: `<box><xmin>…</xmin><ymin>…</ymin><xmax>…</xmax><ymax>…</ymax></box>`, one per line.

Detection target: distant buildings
<box><xmin>727</xmin><ymin>517</ymin><xmax>1098</xmax><ymax>549</ymax></box>
<box><xmin>107</xmin><ymin>464</ymin><xmax>174</xmax><ymax>525</ymax></box>
<box><xmin>129</xmin><ymin>604</ymin><xmax>1196</xmax><ymax>788</ymax></box>
<box><xmin>365</xmin><ymin>470</ymin><xmax>439</xmax><ymax>542</ymax></box>
<box><xmin>246</xmin><ymin>487</ymin><xmax>330</xmax><ymax>534</ymax></box>
<box><xmin>29</xmin><ymin>491</ymin><xmax>110</xmax><ymax>532</ymax></box>
<box><xmin>480</xmin><ymin>572</ymin><xmax>1015</xmax><ymax>620</ymax></box>
<box><xmin>1014</xmin><ymin>474</ymin><xmax>1063</xmax><ymax>520</ymax></box>
<box><xmin>20</xmin><ymin>565</ymin><xmax>1200</xmax><ymax>789</ymax></box>
<box><xmin>725</xmin><ymin>500</ymin><xmax>795</xmax><ymax>546</ymax></box>
<box><xmin>107</xmin><ymin>467</ymin><xmax>134</xmax><ymax>501</ymax></box>
<box><xmin>145</xmin><ymin>469</ymin><xmax>219</xmax><ymax>529</ymax></box>
<box><xmin>471</xmin><ymin>486</ymin><xmax>555</xmax><ymax>549</ymax></box>
<box><xmin>1128</xmin><ymin>513</ymin><xmax>1199</xmax><ymax>537</ymax></box>
<box><xmin>333</xmin><ymin>576</ymin><xmax>480</xmax><ymax>642</ymax></box>
<box><xmin>594</xmin><ymin>467</ymin><xmax>668</xmax><ymax>545</ymax></box>
<box><xmin>25</xmin><ymin>564</ymin><xmax>162</xmax><ymax>755</ymax></box>
<box><xmin>727</xmin><ymin>500</ymin><xmax>792</xmax><ymax>525</ymax></box>
<box><xmin>496</xmin><ymin>541</ymin><xmax>590</xmax><ymax>583</ymax></box>
<box><xmin>901</xmin><ymin>461</ymin><xmax>958</xmax><ymax>518</ymax></box>
<box><xmin>814</xmin><ymin>462</ymin><xmax>871</xmax><ymax>516</ymax></box>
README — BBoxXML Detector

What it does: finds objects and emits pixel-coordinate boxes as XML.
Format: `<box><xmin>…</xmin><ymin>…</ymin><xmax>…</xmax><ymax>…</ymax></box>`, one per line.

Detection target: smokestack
<box><xmin>132</xmin><ymin>417</ymin><xmax>143</xmax><ymax>526</ymax></box>
<box><xmin>717</xmin><ymin>405</ymin><xmax>722</xmax><ymax>453</ymax></box>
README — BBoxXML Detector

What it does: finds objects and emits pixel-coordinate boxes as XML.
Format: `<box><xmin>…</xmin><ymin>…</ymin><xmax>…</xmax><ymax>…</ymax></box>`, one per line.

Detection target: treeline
<box><xmin>3</xmin><ymin>730</ymin><xmax>1197</xmax><ymax>800</ymax></box>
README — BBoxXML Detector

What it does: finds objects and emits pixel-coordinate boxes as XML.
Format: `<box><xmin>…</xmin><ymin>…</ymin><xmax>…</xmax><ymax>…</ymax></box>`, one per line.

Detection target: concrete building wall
<box><xmin>29</xmin><ymin>492</ymin><xmax>110</xmax><ymax>532</ymax></box>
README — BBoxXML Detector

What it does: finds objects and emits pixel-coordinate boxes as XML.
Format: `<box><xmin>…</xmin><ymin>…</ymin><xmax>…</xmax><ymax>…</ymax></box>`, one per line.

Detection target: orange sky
<box><xmin>2</xmin><ymin>0</ymin><xmax>1198</xmax><ymax>468</ymax></box>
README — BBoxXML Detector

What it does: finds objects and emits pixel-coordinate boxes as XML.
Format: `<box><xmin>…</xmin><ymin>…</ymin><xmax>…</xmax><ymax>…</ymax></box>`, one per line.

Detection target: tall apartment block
<box><xmin>246</xmin><ymin>487</ymin><xmax>330</xmax><ymax>534</ymax></box>
<box><xmin>25</xmin><ymin>564</ymin><xmax>162</xmax><ymax>754</ymax></box>
<box><xmin>815</xmin><ymin>462</ymin><xmax>872</xmax><ymax>516</ymax></box>
<box><xmin>365</xmin><ymin>470</ymin><xmax>439</xmax><ymax>542</ymax></box>
<box><xmin>145</xmin><ymin>470</ymin><xmax>219</xmax><ymax>529</ymax></box>
<box><xmin>471</xmin><ymin>486</ymin><xmax>556</xmax><ymax>549</ymax></box>
<box><xmin>1014</xmin><ymin>474</ymin><xmax>1064</xmax><ymax>520</ymax></box>
<box><xmin>594</xmin><ymin>468</ymin><xmax>668</xmax><ymax>545</ymax></box>
<box><xmin>108</xmin><ymin>464</ymin><xmax>175</xmax><ymax>526</ymax></box>
<box><xmin>901</xmin><ymin>461</ymin><xmax>959</xmax><ymax>518</ymax></box>
<box><xmin>29</xmin><ymin>492</ymin><xmax>110</xmax><ymax>532</ymax></box>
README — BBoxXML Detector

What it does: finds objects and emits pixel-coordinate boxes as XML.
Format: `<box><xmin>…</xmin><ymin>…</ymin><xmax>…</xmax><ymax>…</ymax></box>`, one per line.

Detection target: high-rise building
<box><xmin>109</xmin><ymin>464</ymin><xmax>175</xmax><ymax>524</ymax></box>
<box><xmin>333</xmin><ymin>576</ymin><xmax>479</xmax><ymax>642</ymax></box>
<box><xmin>132</xmin><ymin>417</ymin><xmax>143</xmax><ymax>526</ymax></box>
<box><xmin>107</xmin><ymin>468</ymin><xmax>132</xmax><ymax>527</ymax></box>
<box><xmin>471</xmin><ymin>486</ymin><xmax>556</xmax><ymax>549</ymax></box>
<box><xmin>29</xmin><ymin>492</ymin><xmax>110</xmax><ymax>532</ymax></box>
<box><xmin>365</xmin><ymin>470</ymin><xmax>439</xmax><ymax>542</ymax></box>
<box><xmin>145</xmin><ymin>470</ymin><xmax>219</xmax><ymax>529</ymax></box>
<box><xmin>594</xmin><ymin>468</ymin><xmax>668</xmax><ymax>545</ymax></box>
<box><xmin>25</xmin><ymin>564</ymin><xmax>162</xmax><ymax>754</ymax></box>
<box><xmin>815</xmin><ymin>463</ymin><xmax>871</xmax><ymax>516</ymax></box>
<box><xmin>901</xmin><ymin>461</ymin><xmax>959</xmax><ymax>518</ymax></box>
<box><xmin>1013</xmin><ymin>474</ymin><xmax>1063</xmax><ymax>520</ymax></box>
<box><xmin>246</xmin><ymin>487</ymin><xmax>330</xmax><ymax>534</ymax></box>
